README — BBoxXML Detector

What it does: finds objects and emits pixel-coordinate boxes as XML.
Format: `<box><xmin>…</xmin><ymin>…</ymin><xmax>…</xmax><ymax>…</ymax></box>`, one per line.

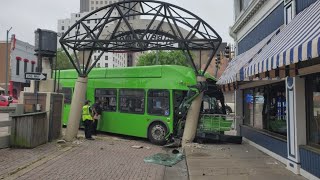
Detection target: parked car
<box><xmin>0</xmin><ymin>95</ymin><xmax>17</xmax><ymax>107</ymax></box>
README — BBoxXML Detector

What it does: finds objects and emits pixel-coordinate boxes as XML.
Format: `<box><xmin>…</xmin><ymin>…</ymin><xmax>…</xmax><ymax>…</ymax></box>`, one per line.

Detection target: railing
<box><xmin>198</xmin><ymin>114</ymin><xmax>243</xmax><ymax>133</ymax></box>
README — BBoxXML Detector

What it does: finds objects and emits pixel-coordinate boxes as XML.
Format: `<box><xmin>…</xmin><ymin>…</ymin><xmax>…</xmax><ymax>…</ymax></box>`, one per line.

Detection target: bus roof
<box><xmin>58</xmin><ymin>65</ymin><xmax>194</xmax><ymax>79</ymax></box>
<box><xmin>58</xmin><ymin>65</ymin><xmax>198</xmax><ymax>90</ymax></box>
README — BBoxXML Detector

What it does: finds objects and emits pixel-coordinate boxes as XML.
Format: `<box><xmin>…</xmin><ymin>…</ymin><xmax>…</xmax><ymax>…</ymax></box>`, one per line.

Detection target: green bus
<box><xmin>58</xmin><ymin>65</ymin><xmax>204</xmax><ymax>145</ymax></box>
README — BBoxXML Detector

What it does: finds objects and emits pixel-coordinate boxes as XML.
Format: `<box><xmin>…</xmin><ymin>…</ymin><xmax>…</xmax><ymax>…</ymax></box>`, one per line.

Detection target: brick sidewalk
<box><xmin>0</xmin><ymin>133</ymin><xmax>186</xmax><ymax>180</ymax></box>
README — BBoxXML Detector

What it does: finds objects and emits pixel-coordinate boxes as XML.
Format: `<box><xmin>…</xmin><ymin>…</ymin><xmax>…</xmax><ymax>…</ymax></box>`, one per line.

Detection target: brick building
<box><xmin>0</xmin><ymin>35</ymin><xmax>37</xmax><ymax>99</ymax></box>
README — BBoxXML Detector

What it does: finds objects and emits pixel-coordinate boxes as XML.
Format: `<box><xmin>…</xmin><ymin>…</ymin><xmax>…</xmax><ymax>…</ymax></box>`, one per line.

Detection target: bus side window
<box><xmin>61</xmin><ymin>87</ymin><xmax>72</xmax><ymax>104</ymax></box>
<box><xmin>95</xmin><ymin>89</ymin><xmax>117</xmax><ymax>112</ymax></box>
<box><xmin>147</xmin><ymin>90</ymin><xmax>170</xmax><ymax>116</ymax></box>
<box><xmin>119</xmin><ymin>89</ymin><xmax>145</xmax><ymax>114</ymax></box>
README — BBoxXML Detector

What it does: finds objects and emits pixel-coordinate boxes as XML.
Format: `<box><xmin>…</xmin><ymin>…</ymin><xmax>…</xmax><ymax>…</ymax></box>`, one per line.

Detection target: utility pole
<box><xmin>5</xmin><ymin>27</ymin><xmax>12</xmax><ymax>96</ymax></box>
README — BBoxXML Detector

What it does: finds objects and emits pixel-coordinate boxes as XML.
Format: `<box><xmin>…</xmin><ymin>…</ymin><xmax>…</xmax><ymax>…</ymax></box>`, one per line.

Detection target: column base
<box><xmin>286</xmin><ymin>160</ymin><xmax>301</xmax><ymax>175</ymax></box>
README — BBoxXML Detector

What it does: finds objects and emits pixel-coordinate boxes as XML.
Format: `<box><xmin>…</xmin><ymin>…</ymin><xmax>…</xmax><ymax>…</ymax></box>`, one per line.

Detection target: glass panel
<box><xmin>243</xmin><ymin>83</ymin><xmax>286</xmax><ymax>137</ymax></box>
<box><xmin>267</xmin><ymin>85</ymin><xmax>286</xmax><ymax>135</ymax></box>
<box><xmin>119</xmin><ymin>89</ymin><xmax>145</xmax><ymax>114</ymax></box>
<box><xmin>309</xmin><ymin>76</ymin><xmax>320</xmax><ymax>147</ymax></box>
<box><xmin>253</xmin><ymin>88</ymin><xmax>264</xmax><ymax>129</ymax></box>
<box><xmin>147</xmin><ymin>90</ymin><xmax>170</xmax><ymax>116</ymax></box>
<box><xmin>243</xmin><ymin>89</ymin><xmax>254</xmax><ymax>126</ymax></box>
<box><xmin>61</xmin><ymin>88</ymin><xmax>72</xmax><ymax>104</ymax></box>
<box><xmin>95</xmin><ymin>89</ymin><xmax>117</xmax><ymax>112</ymax></box>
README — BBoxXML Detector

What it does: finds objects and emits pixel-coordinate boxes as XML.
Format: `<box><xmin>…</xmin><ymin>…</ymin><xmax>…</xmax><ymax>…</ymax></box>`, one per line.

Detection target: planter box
<box><xmin>10</xmin><ymin>112</ymin><xmax>48</xmax><ymax>148</ymax></box>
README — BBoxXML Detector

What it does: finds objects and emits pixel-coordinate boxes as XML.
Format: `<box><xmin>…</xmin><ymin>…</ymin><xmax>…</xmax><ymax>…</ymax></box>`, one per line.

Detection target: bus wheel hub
<box><xmin>151</xmin><ymin>125</ymin><xmax>165</xmax><ymax>140</ymax></box>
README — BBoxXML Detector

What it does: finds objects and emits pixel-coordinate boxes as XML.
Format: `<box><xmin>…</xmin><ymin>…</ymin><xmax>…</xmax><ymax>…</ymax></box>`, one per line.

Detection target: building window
<box><xmin>243</xmin><ymin>83</ymin><xmax>287</xmax><ymax>137</ymax></box>
<box><xmin>240</xmin><ymin>0</ymin><xmax>245</xmax><ymax>12</ymax></box>
<box><xmin>97</xmin><ymin>63</ymin><xmax>100</xmax><ymax>67</ymax></box>
<box><xmin>91</xmin><ymin>7</ymin><xmax>94</xmax><ymax>10</ymax></box>
<box><xmin>147</xmin><ymin>90</ymin><xmax>170</xmax><ymax>116</ymax></box>
<box><xmin>31</xmin><ymin>63</ymin><xmax>35</xmax><ymax>72</ymax></box>
<box><xmin>100</xmin><ymin>1</ymin><xmax>103</xmax><ymax>4</ymax></box>
<box><xmin>87</xmin><ymin>20</ymin><xmax>90</xmax><ymax>24</ymax></box>
<box><xmin>105</xmin><ymin>63</ymin><xmax>108</xmax><ymax>67</ymax></box>
<box><xmin>284</xmin><ymin>0</ymin><xmax>295</xmax><ymax>24</ymax></box>
<box><xmin>95</xmin><ymin>89</ymin><xmax>117</xmax><ymax>111</ymax></box>
<box><xmin>91</xmin><ymin>1</ymin><xmax>94</xmax><ymax>4</ymax></box>
<box><xmin>16</xmin><ymin>60</ymin><xmax>20</xmax><ymax>75</ymax></box>
<box><xmin>105</xmin><ymin>56</ymin><xmax>108</xmax><ymax>60</ymax></box>
<box><xmin>96</xmin><ymin>1</ymin><xmax>98</xmax><ymax>4</ymax></box>
<box><xmin>306</xmin><ymin>75</ymin><xmax>320</xmax><ymax>148</ymax></box>
<box><xmin>119</xmin><ymin>89</ymin><xmax>145</xmax><ymax>114</ymax></box>
<box><xmin>24</xmin><ymin>61</ymin><xmax>28</xmax><ymax>73</ymax></box>
<box><xmin>61</xmin><ymin>26</ymin><xmax>64</xmax><ymax>30</ymax></box>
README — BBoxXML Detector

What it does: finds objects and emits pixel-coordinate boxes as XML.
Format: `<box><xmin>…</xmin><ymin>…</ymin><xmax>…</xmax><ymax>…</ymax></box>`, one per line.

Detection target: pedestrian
<box><xmin>92</xmin><ymin>99</ymin><xmax>102</xmax><ymax>135</ymax></box>
<box><xmin>82</xmin><ymin>100</ymin><xmax>94</xmax><ymax>140</ymax></box>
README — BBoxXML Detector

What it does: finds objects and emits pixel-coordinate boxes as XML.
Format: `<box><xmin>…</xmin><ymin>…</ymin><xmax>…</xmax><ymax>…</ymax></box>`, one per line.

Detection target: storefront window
<box><xmin>243</xmin><ymin>89</ymin><xmax>254</xmax><ymax>126</ymax></box>
<box><xmin>253</xmin><ymin>88</ymin><xmax>264</xmax><ymax>129</ymax></box>
<box><xmin>307</xmin><ymin>75</ymin><xmax>320</xmax><ymax>147</ymax></box>
<box><xmin>243</xmin><ymin>83</ymin><xmax>287</xmax><ymax>137</ymax></box>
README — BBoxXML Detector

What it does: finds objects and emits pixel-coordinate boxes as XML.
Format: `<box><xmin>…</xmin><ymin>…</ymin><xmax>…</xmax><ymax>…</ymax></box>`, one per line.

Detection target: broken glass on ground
<box><xmin>144</xmin><ymin>152</ymin><xmax>184</xmax><ymax>167</ymax></box>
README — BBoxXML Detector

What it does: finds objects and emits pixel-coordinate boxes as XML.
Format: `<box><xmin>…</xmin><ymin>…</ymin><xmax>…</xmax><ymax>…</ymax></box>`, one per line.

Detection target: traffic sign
<box><xmin>25</xmin><ymin>72</ymin><xmax>47</xmax><ymax>81</ymax></box>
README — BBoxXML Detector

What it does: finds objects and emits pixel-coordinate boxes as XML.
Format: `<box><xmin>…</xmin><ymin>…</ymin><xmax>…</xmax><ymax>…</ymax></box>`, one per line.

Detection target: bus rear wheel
<box><xmin>148</xmin><ymin>122</ymin><xmax>167</xmax><ymax>145</ymax></box>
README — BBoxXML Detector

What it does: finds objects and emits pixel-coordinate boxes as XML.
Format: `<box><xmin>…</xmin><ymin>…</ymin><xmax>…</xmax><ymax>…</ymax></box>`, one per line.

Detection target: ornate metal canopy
<box><xmin>59</xmin><ymin>0</ymin><xmax>222</xmax><ymax>77</ymax></box>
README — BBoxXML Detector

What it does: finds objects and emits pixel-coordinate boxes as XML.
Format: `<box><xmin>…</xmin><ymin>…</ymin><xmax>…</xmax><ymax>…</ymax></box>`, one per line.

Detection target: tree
<box><xmin>136</xmin><ymin>50</ymin><xmax>191</xmax><ymax>67</ymax></box>
<box><xmin>54</xmin><ymin>48</ymin><xmax>75</xmax><ymax>70</ymax></box>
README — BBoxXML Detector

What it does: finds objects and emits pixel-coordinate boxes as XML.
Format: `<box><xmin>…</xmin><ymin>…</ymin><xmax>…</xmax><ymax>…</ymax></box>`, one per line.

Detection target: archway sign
<box><xmin>60</xmin><ymin>0</ymin><xmax>222</xmax><ymax>142</ymax></box>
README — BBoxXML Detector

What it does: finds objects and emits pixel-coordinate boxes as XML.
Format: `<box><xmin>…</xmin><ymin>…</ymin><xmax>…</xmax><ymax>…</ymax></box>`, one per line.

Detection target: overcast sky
<box><xmin>0</xmin><ymin>0</ymin><xmax>234</xmax><ymax>45</ymax></box>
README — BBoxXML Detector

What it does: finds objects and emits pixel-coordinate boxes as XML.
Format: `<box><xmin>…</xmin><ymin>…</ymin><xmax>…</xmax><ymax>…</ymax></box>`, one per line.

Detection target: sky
<box><xmin>0</xmin><ymin>0</ymin><xmax>234</xmax><ymax>45</ymax></box>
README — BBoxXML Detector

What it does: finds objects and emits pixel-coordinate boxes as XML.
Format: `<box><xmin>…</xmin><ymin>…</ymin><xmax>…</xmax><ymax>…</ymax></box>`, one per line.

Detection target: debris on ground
<box><xmin>57</xmin><ymin>139</ymin><xmax>66</xmax><ymax>144</ymax></box>
<box><xmin>184</xmin><ymin>143</ymin><xmax>206</xmax><ymax>149</ymax></box>
<box><xmin>172</xmin><ymin>149</ymin><xmax>180</xmax><ymax>154</ymax></box>
<box><xmin>131</xmin><ymin>145</ymin><xmax>143</xmax><ymax>149</ymax></box>
<box><xmin>144</xmin><ymin>152</ymin><xmax>184</xmax><ymax>167</ymax></box>
<box><xmin>112</xmin><ymin>137</ymin><xmax>130</xmax><ymax>142</ymax></box>
<box><xmin>72</xmin><ymin>140</ymin><xmax>84</xmax><ymax>145</ymax></box>
<box><xmin>145</xmin><ymin>146</ymin><xmax>151</xmax><ymax>150</ymax></box>
<box><xmin>163</xmin><ymin>138</ymin><xmax>181</xmax><ymax>148</ymax></box>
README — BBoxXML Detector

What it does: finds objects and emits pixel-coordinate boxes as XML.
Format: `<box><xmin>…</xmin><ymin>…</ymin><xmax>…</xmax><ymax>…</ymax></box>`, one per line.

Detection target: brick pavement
<box><xmin>0</xmin><ymin>133</ymin><xmax>179</xmax><ymax>180</ymax></box>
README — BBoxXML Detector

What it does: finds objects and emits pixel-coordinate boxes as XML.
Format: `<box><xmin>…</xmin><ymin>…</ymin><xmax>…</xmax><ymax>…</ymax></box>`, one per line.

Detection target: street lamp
<box><xmin>5</xmin><ymin>27</ymin><xmax>12</xmax><ymax>96</ymax></box>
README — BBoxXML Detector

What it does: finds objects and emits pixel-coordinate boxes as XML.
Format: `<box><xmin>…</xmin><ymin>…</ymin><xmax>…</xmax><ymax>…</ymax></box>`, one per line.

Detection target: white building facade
<box><xmin>57</xmin><ymin>0</ymin><xmax>127</xmax><ymax>68</ymax></box>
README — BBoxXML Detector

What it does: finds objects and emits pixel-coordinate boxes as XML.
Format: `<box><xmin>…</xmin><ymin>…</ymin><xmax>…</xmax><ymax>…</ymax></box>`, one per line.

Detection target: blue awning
<box><xmin>217</xmin><ymin>30</ymin><xmax>278</xmax><ymax>85</ymax></box>
<box><xmin>244</xmin><ymin>0</ymin><xmax>320</xmax><ymax>78</ymax></box>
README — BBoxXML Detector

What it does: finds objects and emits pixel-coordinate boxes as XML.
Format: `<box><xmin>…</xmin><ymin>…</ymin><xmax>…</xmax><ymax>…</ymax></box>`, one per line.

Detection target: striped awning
<box><xmin>217</xmin><ymin>30</ymin><xmax>278</xmax><ymax>85</ymax></box>
<box><xmin>244</xmin><ymin>0</ymin><xmax>320</xmax><ymax>78</ymax></box>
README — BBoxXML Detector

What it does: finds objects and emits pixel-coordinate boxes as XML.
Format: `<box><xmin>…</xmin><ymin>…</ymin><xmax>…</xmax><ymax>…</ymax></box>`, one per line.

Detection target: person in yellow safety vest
<box><xmin>82</xmin><ymin>100</ymin><xmax>94</xmax><ymax>140</ymax></box>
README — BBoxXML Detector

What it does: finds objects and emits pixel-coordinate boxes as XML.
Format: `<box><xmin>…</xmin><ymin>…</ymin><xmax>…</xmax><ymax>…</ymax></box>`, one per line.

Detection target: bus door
<box><xmin>61</xmin><ymin>87</ymin><xmax>73</xmax><ymax>126</ymax></box>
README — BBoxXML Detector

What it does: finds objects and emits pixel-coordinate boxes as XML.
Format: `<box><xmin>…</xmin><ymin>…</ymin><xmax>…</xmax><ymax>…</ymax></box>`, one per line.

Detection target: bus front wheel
<box><xmin>148</xmin><ymin>122</ymin><xmax>167</xmax><ymax>145</ymax></box>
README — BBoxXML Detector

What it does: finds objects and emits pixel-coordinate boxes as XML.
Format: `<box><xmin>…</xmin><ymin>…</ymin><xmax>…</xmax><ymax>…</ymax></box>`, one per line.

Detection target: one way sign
<box><xmin>25</xmin><ymin>72</ymin><xmax>47</xmax><ymax>81</ymax></box>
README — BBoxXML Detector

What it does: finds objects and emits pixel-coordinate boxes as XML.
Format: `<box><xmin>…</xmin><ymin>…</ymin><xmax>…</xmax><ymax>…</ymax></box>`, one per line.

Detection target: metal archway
<box><xmin>59</xmin><ymin>0</ymin><xmax>222</xmax><ymax>77</ymax></box>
